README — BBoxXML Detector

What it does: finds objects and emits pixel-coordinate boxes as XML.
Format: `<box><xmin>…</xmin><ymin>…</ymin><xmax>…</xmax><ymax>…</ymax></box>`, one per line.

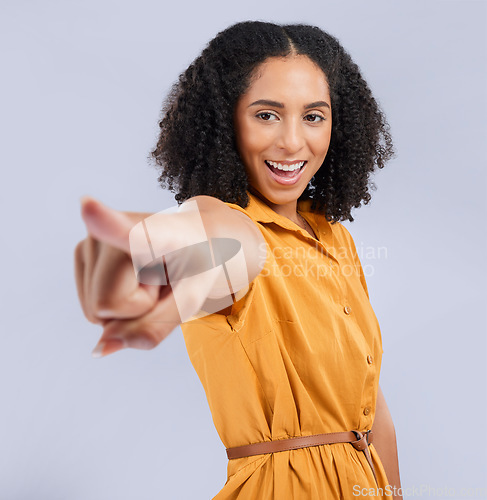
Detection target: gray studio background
<box><xmin>1</xmin><ymin>1</ymin><xmax>486</xmax><ymax>499</ymax></box>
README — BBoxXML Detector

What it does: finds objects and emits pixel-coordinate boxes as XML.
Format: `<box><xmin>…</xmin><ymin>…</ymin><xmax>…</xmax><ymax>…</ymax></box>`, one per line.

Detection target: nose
<box><xmin>276</xmin><ymin>118</ymin><xmax>306</xmax><ymax>153</ymax></box>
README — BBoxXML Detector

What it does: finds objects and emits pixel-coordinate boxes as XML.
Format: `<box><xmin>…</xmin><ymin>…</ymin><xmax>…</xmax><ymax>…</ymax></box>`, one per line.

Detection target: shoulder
<box><xmin>331</xmin><ymin>221</ymin><xmax>360</xmax><ymax>257</ymax></box>
<box><xmin>333</xmin><ymin>220</ymin><xmax>353</xmax><ymax>241</ymax></box>
<box><xmin>308</xmin><ymin>208</ymin><xmax>354</xmax><ymax>244</ymax></box>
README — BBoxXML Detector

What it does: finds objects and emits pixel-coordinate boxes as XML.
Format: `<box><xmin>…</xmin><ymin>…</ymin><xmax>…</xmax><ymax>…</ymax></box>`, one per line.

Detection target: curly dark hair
<box><xmin>149</xmin><ymin>20</ymin><xmax>395</xmax><ymax>223</ymax></box>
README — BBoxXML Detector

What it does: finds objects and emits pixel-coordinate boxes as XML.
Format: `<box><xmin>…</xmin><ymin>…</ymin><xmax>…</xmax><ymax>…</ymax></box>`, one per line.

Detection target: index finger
<box><xmin>80</xmin><ymin>196</ymin><xmax>148</xmax><ymax>254</ymax></box>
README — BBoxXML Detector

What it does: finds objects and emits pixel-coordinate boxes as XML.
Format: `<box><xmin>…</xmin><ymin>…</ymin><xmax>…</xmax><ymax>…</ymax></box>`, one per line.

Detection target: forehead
<box><xmin>243</xmin><ymin>55</ymin><xmax>330</xmax><ymax>100</ymax></box>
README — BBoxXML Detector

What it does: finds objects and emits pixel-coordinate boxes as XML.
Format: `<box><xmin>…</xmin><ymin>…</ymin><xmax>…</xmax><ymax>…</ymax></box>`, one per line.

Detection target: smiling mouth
<box><xmin>264</xmin><ymin>160</ymin><xmax>307</xmax><ymax>178</ymax></box>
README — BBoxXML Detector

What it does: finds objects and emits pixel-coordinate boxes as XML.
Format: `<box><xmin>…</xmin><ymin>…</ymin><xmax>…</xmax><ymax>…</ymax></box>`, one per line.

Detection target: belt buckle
<box><xmin>365</xmin><ymin>429</ymin><xmax>372</xmax><ymax>445</ymax></box>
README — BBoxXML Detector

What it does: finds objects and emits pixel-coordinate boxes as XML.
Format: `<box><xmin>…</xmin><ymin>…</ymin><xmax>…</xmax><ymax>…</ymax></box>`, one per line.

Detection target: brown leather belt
<box><xmin>226</xmin><ymin>430</ymin><xmax>378</xmax><ymax>486</ymax></box>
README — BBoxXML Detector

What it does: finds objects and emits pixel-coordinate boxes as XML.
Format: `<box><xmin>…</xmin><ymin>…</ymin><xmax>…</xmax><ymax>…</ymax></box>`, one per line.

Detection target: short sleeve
<box><xmin>223</xmin><ymin>201</ymin><xmax>263</xmax><ymax>233</ymax></box>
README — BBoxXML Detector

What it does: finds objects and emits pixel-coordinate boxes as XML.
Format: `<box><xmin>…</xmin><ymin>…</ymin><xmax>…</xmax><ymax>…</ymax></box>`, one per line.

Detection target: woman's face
<box><xmin>233</xmin><ymin>55</ymin><xmax>332</xmax><ymax>210</ymax></box>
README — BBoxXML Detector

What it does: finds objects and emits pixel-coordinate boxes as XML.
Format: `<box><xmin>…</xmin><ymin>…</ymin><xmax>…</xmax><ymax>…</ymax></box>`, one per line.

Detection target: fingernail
<box><xmin>91</xmin><ymin>338</ymin><xmax>127</xmax><ymax>358</ymax></box>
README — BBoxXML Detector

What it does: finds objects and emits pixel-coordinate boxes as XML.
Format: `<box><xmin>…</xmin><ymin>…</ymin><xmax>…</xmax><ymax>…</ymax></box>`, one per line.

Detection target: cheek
<box><xmin>239</xmin><ymin>125</ymin><xmax>270</xmax><ymax>158</ymax></box>
<box><xmin>310</xmin><ymin>126</ymin><xmax>332</xmax><ymax>156</ymax></box>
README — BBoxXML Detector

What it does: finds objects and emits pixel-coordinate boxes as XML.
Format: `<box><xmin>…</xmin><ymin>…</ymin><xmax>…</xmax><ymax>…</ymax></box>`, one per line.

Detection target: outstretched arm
<box><xmin>372</xmin><ymin>384</ymin><xmax>403</xmax><ymax>499</ymax></box>
<box><xmin>75</xmin><ymin>195</ymin><xmax>265</xmax><ymax>357</ymax></box>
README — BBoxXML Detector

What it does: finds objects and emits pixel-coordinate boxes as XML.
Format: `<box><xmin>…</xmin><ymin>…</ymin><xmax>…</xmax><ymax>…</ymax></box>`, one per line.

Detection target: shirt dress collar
<box><xmin>244</xmin><ymin>190</ymin><xmax>330</xmax><ymax>241</ymax></box>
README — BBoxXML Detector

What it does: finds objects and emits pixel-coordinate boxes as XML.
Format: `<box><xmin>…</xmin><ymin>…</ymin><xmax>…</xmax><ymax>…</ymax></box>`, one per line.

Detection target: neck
<box><xmin>249</xmin><ymin>188</ymin><xmax>301</xmax><ymax>224</ymax></box>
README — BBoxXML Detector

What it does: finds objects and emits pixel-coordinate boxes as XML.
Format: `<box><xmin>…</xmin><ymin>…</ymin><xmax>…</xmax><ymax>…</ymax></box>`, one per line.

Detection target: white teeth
<box><xmin>267</xmin><ymin>161</ymin><xmax>305</xmax><ymax>171</ymax></box>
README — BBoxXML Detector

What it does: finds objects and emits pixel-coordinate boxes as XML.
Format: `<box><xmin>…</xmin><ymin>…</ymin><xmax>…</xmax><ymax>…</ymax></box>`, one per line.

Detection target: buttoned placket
<box><xmin>295</xmin><ymin>217</ymin><xmax>377</xmax><ymax>431</ymax></box>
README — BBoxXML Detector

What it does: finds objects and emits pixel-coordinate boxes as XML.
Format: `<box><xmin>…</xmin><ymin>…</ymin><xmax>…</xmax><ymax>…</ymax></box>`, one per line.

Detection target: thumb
<box><xmin>80</xmin><ymin>196</ymin><xmax>134</xmax><ymax>254</ymax></box>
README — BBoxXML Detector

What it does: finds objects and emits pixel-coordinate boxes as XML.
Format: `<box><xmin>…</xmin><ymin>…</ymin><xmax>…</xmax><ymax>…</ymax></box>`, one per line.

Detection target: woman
<box><xmin>75</xmin><ymin>21</ymin><xmax>402</xmax><ymax>499</ymax></box>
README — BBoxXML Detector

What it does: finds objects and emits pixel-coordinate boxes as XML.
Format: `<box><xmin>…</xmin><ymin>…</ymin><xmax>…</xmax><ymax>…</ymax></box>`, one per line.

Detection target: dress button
<box><xmin>367</xmin><ymin>355</ymin><xmax>373</xmax><ymax>364</ymax></box>
<box><xmin>343</xmin><ymin>305</ymin><xmax>352</xmax><ymax>315</ymax></box>
<box><xmin>363</xmin><ymin>406</ymin><xmax>371</xmax><ymax>416</ymax></box>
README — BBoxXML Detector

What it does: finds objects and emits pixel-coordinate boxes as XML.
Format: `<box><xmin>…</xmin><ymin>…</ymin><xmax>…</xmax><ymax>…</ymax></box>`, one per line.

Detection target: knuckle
<box><xmin>86</xmin><ymin>315</ymin><xmax>105</xmax><ymax>326</ymax></box>
<box><xmin>91</xmin><ymin>299</ymin><xmax>118</xmax><ymax>318</ymax></box>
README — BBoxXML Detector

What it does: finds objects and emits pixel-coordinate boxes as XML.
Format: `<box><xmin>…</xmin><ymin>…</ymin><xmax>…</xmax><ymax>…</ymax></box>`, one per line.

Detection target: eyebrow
<box><xmin>248</xmin><ymin>99</ymin><xmax>331</xmax><ymax>110</ymax></box>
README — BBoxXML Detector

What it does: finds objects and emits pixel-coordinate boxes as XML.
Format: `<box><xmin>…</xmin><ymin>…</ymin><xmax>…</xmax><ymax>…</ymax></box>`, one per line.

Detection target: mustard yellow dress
<box><xmin>180</xmin><ymin>191</ymin><xmax>390</xmax><ymax>499</ymax></box>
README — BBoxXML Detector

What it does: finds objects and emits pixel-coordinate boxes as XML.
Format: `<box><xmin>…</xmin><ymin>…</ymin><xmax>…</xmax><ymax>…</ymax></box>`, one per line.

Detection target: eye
<box><xmin>304</xmin><ymin>114</ymin><xmax>325</xmax><ymax>123</ymax></box>
<box><xmin>256</xmin><ymin>112</ymin><xmax>278</xmax><ymax>121</ymax></box>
